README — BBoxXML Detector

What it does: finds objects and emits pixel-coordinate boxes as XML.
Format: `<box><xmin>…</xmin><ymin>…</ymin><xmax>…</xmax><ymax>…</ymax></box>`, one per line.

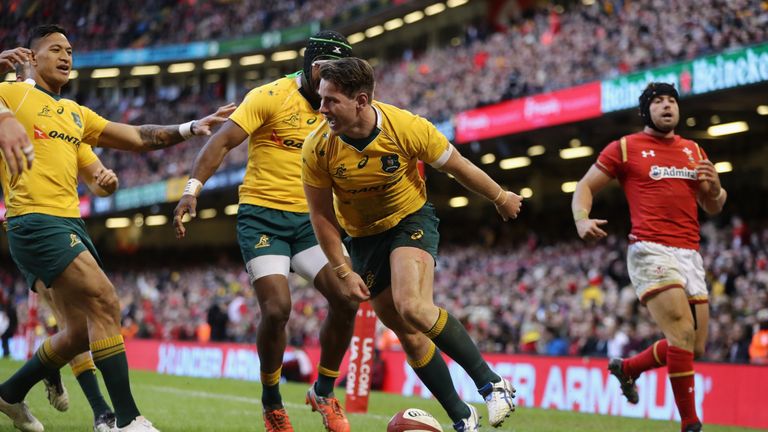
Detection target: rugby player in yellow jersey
<box><xmin>302</xmin><ymin>58</ymin><xmax>522</xmax><ymax>432</ymax></box>
<box><xmin>0</xmin><ymin>25</ymin><xmax>235</xmax><ymax>432</ymax></box>
<box><xmin>173</xmin><ymin>31</ymin><xmax>356</xmax><ymax>432</ymax></box>
<box><xmin>0</xmin><ymin>65</ymin><xmax>119</xmax><ymax>432</ymax></box>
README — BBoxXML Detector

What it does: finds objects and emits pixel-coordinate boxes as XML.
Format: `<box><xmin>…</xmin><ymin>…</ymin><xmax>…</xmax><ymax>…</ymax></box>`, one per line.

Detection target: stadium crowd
<box><xmin>11</xmin><ymin>0</ymin><xmax>759</xmax><ymax>189</ymax></box>
<box><xmin>2</xmin><ymin>219</ymin><xmax>766</xmax><ymax>364</ymax></box>
<box><xmin>0</xmin><ymin>0</ymin><xmax>373</xmax><ymax>51</ymax></box>
<box><xmin>376</xmin><ymin>0</ymin><xmax>768</xmax><ymax>120</ymax></box>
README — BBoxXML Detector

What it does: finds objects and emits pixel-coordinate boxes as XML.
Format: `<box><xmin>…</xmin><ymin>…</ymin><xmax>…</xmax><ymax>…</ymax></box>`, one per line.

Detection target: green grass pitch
<box><xmin>0</xmin><ymin>361</ymin><xmax>763</xmax><ymax>431</ymax></box>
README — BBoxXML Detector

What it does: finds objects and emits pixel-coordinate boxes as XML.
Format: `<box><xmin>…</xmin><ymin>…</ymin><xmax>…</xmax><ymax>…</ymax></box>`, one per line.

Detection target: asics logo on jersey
<box><xmin>38</xmin><ymin>106</ymin><xmax>52</xmax><ymax>117</ymax></box>
<box><xmin>649</xmin><ymin>165</ymin><xmax>697</xmax><ymax>181</ymax></box>
<box><xmin>641</xmin><ymin>150</ymin><xmax>655</xmax><ymax>158</ymax></box>
<box><xmin>307</xmin><ymin>116</ymin><xmax>318</xmax><ymax>125</ymax></box>
<box><xmin>56</xmin><ymin>106</ymin><xmax>64</xmax><ymax>114</ymax></box>
<box><xmin>411</xmin><ymin>229</ymin><xmax>424</xmax><ymax>240</ymax></box>
<box><xmin>254</xmin><ymin>234</ymin><xmax>271</xmax><ymax>249</ymax></box>
<box><xmin>358</xmin><ymin>155</ymin><xmax>369</xmax><ymax>168</ymax></box>
<box><xmin>70</xmin><ymin>234</ymin><xmax>82</xmax><ymax>247</ymax></box>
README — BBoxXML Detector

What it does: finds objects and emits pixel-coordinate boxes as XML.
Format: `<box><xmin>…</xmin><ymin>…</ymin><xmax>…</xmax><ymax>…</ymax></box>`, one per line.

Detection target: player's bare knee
<box><xmin>260</xmin><ymin>298</ymin><xmax>291</xmax><ymax>325</ymax></box>
<box><xmin>395</xmin><ymin>299</ymin><xmax>431</xmax><ymax>331</ymax></box>
<box><xmin>328</xmin><ymin>296</ymin><xmax>358</xmax><ymax>321</ymax></box>
<box><xmin>85</xmin><ymin>284</ymin><xmax>121</xmax><ymax>326</ymax></box>
<box><xmin>670</xmin><ymin>326</ymin><xmax>696</xmax><ymax>350</ymax></box>
<box><xmin>58</xmin><ymin>330</ymin><xmax>90</xmax><ymax>358</ymax></box>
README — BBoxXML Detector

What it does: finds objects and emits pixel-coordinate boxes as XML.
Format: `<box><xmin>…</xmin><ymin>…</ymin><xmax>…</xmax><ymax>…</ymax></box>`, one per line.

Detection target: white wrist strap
<box><xmin>179</xmin><ymin>120</ymin><xmax>196</xmax><ymax>139</ymax></box>
<box><xmin>183</xmin><ymin>178</ymin><xmax>204</xmax><ymax>197</ymax></box>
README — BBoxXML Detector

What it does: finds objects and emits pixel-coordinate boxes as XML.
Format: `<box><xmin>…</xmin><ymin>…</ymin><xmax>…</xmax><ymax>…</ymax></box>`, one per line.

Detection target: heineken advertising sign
<box><xmin>601</xmin><ymin>42</ymin><xmax>768</xmax><ymax>113</ymax></box>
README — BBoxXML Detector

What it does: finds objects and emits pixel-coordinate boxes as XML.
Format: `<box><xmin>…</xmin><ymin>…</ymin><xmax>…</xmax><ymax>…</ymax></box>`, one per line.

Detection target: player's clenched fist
<box><xmin>94</xmin><ymin>167</ymin><xmax>118</xmax><ymax>194</ymax></box>
<box><xmin>494</xmin><ymin>191</ymin><xmax>523</xmax><ymax>222</ymax></box>
<box><xmin>0</xmin><ymin>114</ymin><xmax>34</xmax><ymax>176</ymax></box>
<box><xmin>173</xmin><ymin>194</ymin><xmax>197</xmax><ymax>239</ymax></box>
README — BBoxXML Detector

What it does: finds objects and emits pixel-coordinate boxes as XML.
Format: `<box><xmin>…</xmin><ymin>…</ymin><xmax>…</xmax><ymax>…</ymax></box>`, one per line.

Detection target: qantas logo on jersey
<box><xmin>270</xmin><ymin>130</ymin><xmax>302</xmax><ymax>149</ymax></box>
<box><xmin>345</xmin><ymin>175</ymin><xmax>403</xmax><ymax>194</ymax></box>
<box><xmin>33</xmin><ymin>125</ymin><xmax>50</xmax><ymax>139</ymax></box>
<box><xmin>649</xmin><ymin>165</ymin><xmax>697</xmax><ymax>181</ymax></box>
<box><xmin>34</xmin><ymin>125</ymin><xmax>81</xmax><ymax>147</ymax></box>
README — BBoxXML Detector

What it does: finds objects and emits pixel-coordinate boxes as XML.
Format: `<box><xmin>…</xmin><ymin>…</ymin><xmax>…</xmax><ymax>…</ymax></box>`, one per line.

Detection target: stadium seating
<box><xmin>3</xmin><ymin>220</ymin><xmax>765</xmax><ymax>364</ymax></box>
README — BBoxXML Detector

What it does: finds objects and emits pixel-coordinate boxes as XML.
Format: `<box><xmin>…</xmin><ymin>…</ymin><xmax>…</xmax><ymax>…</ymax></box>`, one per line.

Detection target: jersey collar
<box><xmin>340</xmin><ymin>104</ymin><xmax>382</xmax><ymax>152</ymax></box>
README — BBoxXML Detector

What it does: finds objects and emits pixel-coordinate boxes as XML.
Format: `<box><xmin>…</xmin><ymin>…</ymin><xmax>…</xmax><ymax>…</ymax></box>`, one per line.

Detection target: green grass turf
<box><xmin>0</xmin><ymin>360</ymin><xmax>764</xmax><ymax>431</ymax></box>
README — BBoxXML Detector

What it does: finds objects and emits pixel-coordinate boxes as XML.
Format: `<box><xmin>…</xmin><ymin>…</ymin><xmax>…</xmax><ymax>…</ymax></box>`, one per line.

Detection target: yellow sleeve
<box><xmin>0</xmin><ymin>82</ymin><xmax>18</xmax><ymax>111</ymax></box>
<box><xmin>409</xmin><ymin>115</ymin><xmax>451</xmax><ymax>165</ymax></box>
<box><xmin>80</xmin><ymin>105</ymin><xmax>109</xmax><ymax>146</ymax></box>
<box><xmin>77</xmin><ymin>143</ymin><xmax>99</xmax><ymax>168</ymax></box>
<box><xmin>301</xmin><ymin>126</ymin><xmax>333</xmax><ymax>189</ymax></box>
<box><xmin>229</xmin><ymin>84</ymin><xmax>277</xmax><ymax>135</ymax></box>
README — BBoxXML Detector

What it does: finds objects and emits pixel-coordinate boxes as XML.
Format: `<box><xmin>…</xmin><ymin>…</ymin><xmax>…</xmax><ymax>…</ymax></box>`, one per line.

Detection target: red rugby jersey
<box><xmin>595</xmin><ymin>132</ymin><xmax>706</xmax><ymax>250</ymax></box>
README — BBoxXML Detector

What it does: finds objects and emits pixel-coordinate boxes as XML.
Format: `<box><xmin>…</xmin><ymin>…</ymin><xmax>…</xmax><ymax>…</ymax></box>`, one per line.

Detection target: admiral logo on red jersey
<box><xmin>649</xmin><ymin>165</ymin><xmax>697</xmax><ymax>181</ymax></box>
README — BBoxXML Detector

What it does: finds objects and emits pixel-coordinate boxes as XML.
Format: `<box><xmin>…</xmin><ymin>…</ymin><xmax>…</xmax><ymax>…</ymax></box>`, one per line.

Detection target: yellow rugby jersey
<box><xmin>302</xmin><ymin>102</ymin><xmax>453</xmax><ymax>237</ymax></box>
<box><xmin>229</xmin><ymin>73</ymin><xmax>323</xmax><ymax>212</ymax></box>
<box><xmin>0</xmin><ymin>81</ymin><xmax>105</xmax><ymax>218</ymax></box>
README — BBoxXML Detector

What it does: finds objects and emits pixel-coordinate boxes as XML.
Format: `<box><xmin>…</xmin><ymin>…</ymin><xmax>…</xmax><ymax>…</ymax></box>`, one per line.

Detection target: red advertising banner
<box><xmin>120</xmin><ymin>340</ymin><xmax>768</xmax><ymax>429</ymax></box>
<box><xmin>345</xmin><ymin>302</ymin><xmax>378</xmax><ymax>413</ymax></box>
<box><xmin>454</xmin><ymin>82</ymin><xmax>602</xmax><ymax>143</ymax></box>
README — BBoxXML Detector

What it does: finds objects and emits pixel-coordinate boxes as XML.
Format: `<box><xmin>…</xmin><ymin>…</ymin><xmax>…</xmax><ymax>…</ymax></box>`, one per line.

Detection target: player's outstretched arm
<box><xmin>437</xmin><ymin>148</ymin><xmax>522</xmax><ymax>221</ymax></box>
<box><xmin>572</xmin><ymin>165</ymin><xmax>612</xmax><ymax>241</ymax></box>
<box><xmin>97</xmin><ymin>103</ymin><xmax>236</xmax><ymax>152</ymax></box>
<box><xmin>79</xmin><ymin>158</ymin><xmax>118</xmax><ymax>197</ymax></box>
<box><xmin>173</xmin><ymin>119</ymin><xmax>249</xmax><ymax>239</ymax></box>
<box><xmin>304</xmin><ymin>183</ymin><xmax>370</xmax><ymax>302</ymax></box>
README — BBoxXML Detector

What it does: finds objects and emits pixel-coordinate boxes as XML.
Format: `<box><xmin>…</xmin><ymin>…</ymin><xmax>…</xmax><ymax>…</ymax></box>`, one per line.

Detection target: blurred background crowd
<box><xmin>2</xmin><ymin>0</ymin><xmax>767</xmax><ymax>188</ymax></box>
<box><xmin>3</xmin><ymin>219</ymin><xmax>767</xmax><ymax>364</ymax></box>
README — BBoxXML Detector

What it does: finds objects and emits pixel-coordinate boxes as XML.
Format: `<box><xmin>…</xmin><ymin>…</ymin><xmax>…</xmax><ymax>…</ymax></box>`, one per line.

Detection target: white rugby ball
<box><xmin>387</xmin><ymin>408</ymin><xmax>443</xmax><ymax>432</ymax></box>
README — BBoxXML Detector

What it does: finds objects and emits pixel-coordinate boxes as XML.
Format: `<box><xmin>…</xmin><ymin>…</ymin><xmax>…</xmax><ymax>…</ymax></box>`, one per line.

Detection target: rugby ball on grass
<box><xmin>387</xmin><ymin>408</ymin><xmax>443</xmax><ymax>432</ymax></box>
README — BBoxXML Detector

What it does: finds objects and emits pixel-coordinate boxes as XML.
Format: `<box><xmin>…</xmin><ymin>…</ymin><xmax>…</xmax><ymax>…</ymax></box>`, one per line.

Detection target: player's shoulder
<box><xmin>305</xmin><ymin>120</ymin><xmax>331</xmax><ymax>145</ymax></box>
<box><xmin>376</xmin><ymin>101</ymin><xmax>418</xmax><ymax>121</ymax></box>
<box><xmin>376</xmin><ymin>101</ymin><xmax>432</xmax><ymax>135</ymax></box>
<box><xmin>677</xmin><ymin>135</ymin><xmax>699</xmax><ymax>147</ymax></box>
<box><xmin>245</xmin><ymin>76</ymin><xmax>297</xmax><ymax>100</ymax></box>
<box><xmin>0</xmin><ymin>81</ymin><xmax>23</xmax><ymax>95</ymax></box>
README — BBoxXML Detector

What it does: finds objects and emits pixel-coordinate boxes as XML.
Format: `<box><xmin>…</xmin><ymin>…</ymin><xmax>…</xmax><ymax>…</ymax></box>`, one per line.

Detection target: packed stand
<box><xmin>2</xmin><ymin>1</ymin><xmax>765</xmax><ymax>190</ymax></box>
<box><xmin>0</xmin><ymin>0</ymin><xmax>374</xmax><ymax>51</ymax></box>
<box><xmin>2</xmin><ymin>219</ymin><xmax>766</xmax><ymax>364</ymax></box>
<box><xmin>375</xmin><ymin>0</ymin><xmax>768</xmax><ymax>121</ymax></box>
